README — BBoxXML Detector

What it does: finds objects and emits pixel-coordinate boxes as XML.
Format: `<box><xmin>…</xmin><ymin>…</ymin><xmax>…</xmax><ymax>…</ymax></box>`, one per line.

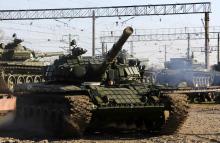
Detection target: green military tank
<box><xmin>14</xmin><ymin>27</ymin><xmax>188</xmax><ymax>138</ymax></box>
<box><xmin>0</xmin><ymin>37</ymin><xmax>63</xmax><ymax>90</ymax></box>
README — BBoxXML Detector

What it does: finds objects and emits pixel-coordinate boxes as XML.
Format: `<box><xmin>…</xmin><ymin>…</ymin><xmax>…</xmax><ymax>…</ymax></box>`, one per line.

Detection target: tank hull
<box><xmin>0</xmin><ymin>61</ymin><xmax>45</xmax><ymax>90</ymax></box>
<box><xmin>14</xmin><ymin>83</ymin><xmax>188</xmax><ymax>138</ymax></box>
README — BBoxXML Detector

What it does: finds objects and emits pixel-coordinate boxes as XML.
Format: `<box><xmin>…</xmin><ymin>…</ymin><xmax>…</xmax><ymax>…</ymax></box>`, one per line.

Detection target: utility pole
<box><xmin>92</xmin><ymin>10</ymin><xmax>96</xmax><ymax>56</ymax></box>
<box><xmin>101</xmin><ymin>42</ymin><xmax>106</xmax><ymax>56</ymax></box>
<box><xmin>164</xmin><ymin>45</ymin><xmax>167</xmax><ymax>68</ymax></box>
<box><xmin>130</xmin><ymin>42</ymin><xmax>134</xmax><ymax>57</ymax></box>
<box><xmin>218</xmin><ymin>33</ymin><xmax>220</xmax><ymax>64</ymax></box>
<box><xmin>68</xmin><ymin>33</ymin><xmax>72</xmax><ymax>50</ymax></box>
<box><xmin>204</xmin><ymin>12</ymin><xmax>209</xmax><ymax>69</ymax></box>
<box><xmin>187</xmin><ymin>33</ymin><xmax>190</xmax><ymax>59</ymax></box>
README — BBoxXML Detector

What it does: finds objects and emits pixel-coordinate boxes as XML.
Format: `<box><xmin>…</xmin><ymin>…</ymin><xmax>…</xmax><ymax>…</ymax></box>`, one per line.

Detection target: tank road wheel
<box><xmin>7</xmin><ymin>75</ymin><xmax>16</xmax><ymax>91</ymax></box>
<box><xmin>161</xmin><ymin>94</ymin><xmax>189</xmax><ymax>134</ymax></box>
<box><xmin>17</xmin><ymin>76</ymin><xmax>25</xmax><ymax>84</ymax></box>
<box><xmin>63</xmin><ymin>95</ymin><xmax>93</xmax><ymax>137</ymax></box>
<box><xmin>33</xmin><ymin>76</ymin><xmax>41</xmax><ymax>83</ymax></box>
<box><xmin>25</xmin><ymin>76</ymin><xmax>33</xmax><ymax>83</ymax></box>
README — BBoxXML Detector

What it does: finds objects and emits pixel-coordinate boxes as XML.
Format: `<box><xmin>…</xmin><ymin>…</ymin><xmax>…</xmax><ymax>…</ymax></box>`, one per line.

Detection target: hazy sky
<box><xmin>0</xmin><ymin>0</ymin><xmax>219</xmax><ymax>67</ymax></box>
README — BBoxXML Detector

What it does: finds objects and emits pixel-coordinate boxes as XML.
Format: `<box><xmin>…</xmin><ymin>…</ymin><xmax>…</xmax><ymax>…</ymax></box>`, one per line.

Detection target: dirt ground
<box><xmin>0</xmin><ymin>104</ymin><xmax>220</xmax><ymax>143</ymax></box>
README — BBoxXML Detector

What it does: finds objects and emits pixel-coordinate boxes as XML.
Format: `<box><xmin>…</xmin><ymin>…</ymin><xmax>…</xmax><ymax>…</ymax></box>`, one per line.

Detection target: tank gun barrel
<box><xmin>98</xmin><ymin>27</ymin><xmax>133</xmax><ymax>76</ymax></box>
<box><xmin>105</xmin><ymin>26</ymin><xmax>133</xmax><ymax>63</ymax></box>
<box><xmin>35</xmin><ymin>51</ymin><xmax>64</xmax><ymax>58</ymax></box>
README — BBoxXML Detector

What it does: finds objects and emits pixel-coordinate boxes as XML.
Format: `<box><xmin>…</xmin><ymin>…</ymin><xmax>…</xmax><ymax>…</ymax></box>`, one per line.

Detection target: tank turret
<box><xmin>46</xmin><ymin>26</ymin><xmax>133</xmax><ymax>83</ymax></box>
<box><xmin>2</xmin><ymin>37</ymin><xmax>33</xmax><ymax>61</ymax></box>
<box><xmin>98</xmin><ymin>27</ymin><xmax>133</xmax><ymax>77</ymax></box>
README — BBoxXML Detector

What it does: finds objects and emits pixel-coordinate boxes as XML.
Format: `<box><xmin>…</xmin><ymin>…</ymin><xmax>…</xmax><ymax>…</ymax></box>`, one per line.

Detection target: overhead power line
<box><xmin>0</xmin><ymin>2</ymin><xmax>211</xmax><ymax>20</ymax></box>
<box><xmin>100</xmin><ymin>32</ymin><xmax>219</xmax><ymax>43</ymax></box>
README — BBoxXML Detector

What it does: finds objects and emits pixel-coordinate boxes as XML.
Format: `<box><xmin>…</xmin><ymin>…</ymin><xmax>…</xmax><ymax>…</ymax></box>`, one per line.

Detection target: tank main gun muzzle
<box><xmin>105</xmin><ymin>26</ymin><xmax>133</xmax><ymax>63</ymax></box>
<box><xmin>98</xmin><ymin>26</ymin><xmax>133</xmax><ymax>77</ymax></box>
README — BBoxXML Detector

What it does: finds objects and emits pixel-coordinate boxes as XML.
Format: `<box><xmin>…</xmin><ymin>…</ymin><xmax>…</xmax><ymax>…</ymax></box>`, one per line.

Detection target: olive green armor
<box><xmin>14</xmin><ymin>27</ymin><xmax>188</xmax><ymax>138</ymax></box>
<box><xmin>0</xmin><ymin>38</ymin><xmax>63</xmax><ymax>90</ymax></box>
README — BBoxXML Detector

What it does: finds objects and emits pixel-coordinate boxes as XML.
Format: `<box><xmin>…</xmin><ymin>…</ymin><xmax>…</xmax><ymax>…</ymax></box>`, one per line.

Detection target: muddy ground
<box><xmin>0</xmin><ymin>104</ymin><xmax>220</xmax><ymax>143</ymax></box>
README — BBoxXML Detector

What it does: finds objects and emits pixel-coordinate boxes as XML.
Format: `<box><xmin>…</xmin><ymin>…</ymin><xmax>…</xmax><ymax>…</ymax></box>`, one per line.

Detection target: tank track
<box><xmin>161</xmin><ymin>93</ymin><xmax>189</xmax><ymax>134</ymax></box>
<box><xmin>15</xmin><ymin>95</ymin><xmax>93</xmax><ymax>138</ymax></box>
<box><xmin>15</xmin><ymin>93</ymin><xmax>188</xmax><ymax>137</ymax></box>
<box><xmin>63</xmin><ymin>95</ymin><xmax>93</xmax><ymax>137</ymax></box>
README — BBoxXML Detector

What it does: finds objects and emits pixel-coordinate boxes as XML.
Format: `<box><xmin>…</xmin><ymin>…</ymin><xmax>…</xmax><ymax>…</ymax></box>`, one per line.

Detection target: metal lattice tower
<box><xmin>0</xmin><ymin>2</ymin><xmax>210</xmax><ymax>20</ymax></box>
<box><xmin>100</xmin><ymin>26</ymin><xmax>220</xmax><ymax>42</ymax></box>
<box><xmin>100</xmin><ymin>32</ymin><xmax>219</xmax><ymax>42</ymax></box>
